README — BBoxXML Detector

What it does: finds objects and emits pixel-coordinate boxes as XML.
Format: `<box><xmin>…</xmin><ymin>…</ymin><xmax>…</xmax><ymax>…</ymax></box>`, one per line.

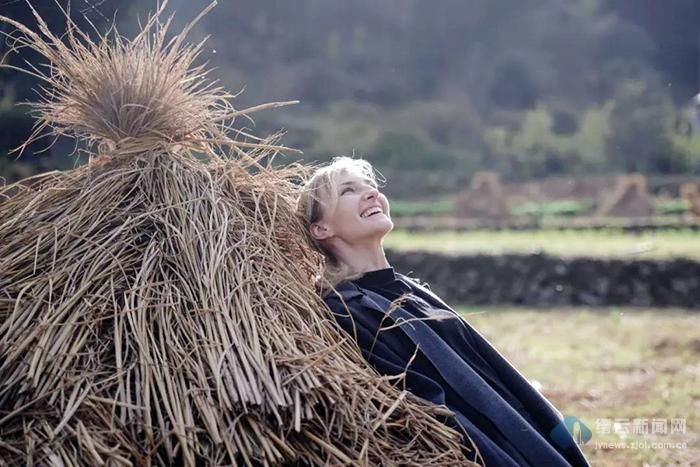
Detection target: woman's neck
<box><xmin>331</xmin><ymin>240</ymin><xmax>390</xmax><ymax>275</ymax></box>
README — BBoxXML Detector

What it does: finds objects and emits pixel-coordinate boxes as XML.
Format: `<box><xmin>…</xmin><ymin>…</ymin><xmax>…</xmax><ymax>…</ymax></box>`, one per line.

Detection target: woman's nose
<box><xmin>363</xmin><ymin>187</ymin><xmax>378</xmax><ymax>200</ymax></box>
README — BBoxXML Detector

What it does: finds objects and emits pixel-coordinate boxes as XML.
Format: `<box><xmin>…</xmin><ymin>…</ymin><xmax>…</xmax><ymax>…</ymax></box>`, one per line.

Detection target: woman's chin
<box><xmin>374</xmin><ymin>217</ymin><xmax>394</xmax><ymax>236</ymax></box>
<box><xmin>384</xmin><ymin>217</ymin><xmax>394</xmax><ymax>232</ymax></box>
<box><xmin>353</xmin><ymin>215</ymin><xmax>393</xmax><ymax>239</ymax></box>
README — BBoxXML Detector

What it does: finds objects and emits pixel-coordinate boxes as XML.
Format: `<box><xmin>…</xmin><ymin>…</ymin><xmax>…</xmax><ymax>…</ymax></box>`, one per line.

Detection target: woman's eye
<box><xmin>341</xmin><ymin>187</ymin><xmax>354</xmax><ymax>195</ymax></box>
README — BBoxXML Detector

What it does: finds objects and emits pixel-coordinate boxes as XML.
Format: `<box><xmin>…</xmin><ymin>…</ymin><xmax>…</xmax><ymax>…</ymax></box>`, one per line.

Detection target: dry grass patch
<box><xmin>458</xmin><ymin>307</ymin><xmax>700</xmax><ymax>466</ymax></box>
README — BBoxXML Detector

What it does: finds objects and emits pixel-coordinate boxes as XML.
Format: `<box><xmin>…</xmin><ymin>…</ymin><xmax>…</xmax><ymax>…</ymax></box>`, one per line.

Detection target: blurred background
<box><xmin>1</xmin><ymin>1</ymin><xmax>698</xmax><ymax>464</ymax></box>
<box><xmin>3</xmin><ymin>1</ymin><xmax>700</xmax><ymax>188</ymax></box>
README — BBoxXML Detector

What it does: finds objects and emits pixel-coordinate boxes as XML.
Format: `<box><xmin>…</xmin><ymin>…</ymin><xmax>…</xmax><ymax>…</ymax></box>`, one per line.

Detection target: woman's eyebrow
<box><xmin>339</xmin><ymin>178</ymin><xmax>374</xmax><ymax>186</ymax></box>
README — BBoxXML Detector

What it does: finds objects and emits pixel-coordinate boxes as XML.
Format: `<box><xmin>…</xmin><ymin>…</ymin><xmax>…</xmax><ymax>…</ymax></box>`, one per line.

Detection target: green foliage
<box><xmin>605</xmin><ymin>80</ymin><xmax>678</xmax><ymax>173</ymax></box>
<box><xmin>286</xmin><ymin>101</ymin><xmax>382</xmax><ymax>162</ymax></box>
<box><xmin>370</xmin><ymin>132</ymin><xmax>459</xmax><ymax>171</ymax></box>
<box><xmin>511</xmin><ymin>199</ymin><xmax>596</xmax><ymax>218</ymax></box>
<box><xmin>485</xmin><ymin>103</ymin><xmax>614</xmax><ymax>178</ymax></box>
<box><xmin>668</xmin><ymin>133</ymin><xmax>700</xmax><ymax>175</ymax></box>
<box><xmin>655</xmin><ymin>199</ymin><xmax>690</xmax><ymax>216</ymax></box>
<box><xmin>283</xmin><ymin>100</ymin><xmax>479</xmax><ymax>185</ymax></box>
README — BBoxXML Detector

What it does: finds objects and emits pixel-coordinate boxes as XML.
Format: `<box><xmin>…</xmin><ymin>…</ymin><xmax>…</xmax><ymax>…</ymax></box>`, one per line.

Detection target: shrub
<box><xmin>656</xmin><ymin>198</ymin><xmax>690</xmax><ymax>215</ymax></box>
<box><xmin>511</xmin><ymin>199</ymin><xmax>596</xmax><ymax>218</ymax></box>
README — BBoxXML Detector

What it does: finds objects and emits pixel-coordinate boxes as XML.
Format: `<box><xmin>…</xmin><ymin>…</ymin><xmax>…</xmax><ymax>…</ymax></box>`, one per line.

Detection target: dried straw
<box><xmin>0</xmin><ymin>2</ymin><xmax>482</xmax><ymax>466</ymax></box>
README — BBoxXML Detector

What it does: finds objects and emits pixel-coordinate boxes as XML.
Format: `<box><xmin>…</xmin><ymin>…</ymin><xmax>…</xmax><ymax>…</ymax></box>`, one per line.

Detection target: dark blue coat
<box><xmin>325</xmin><ymin>273</ymin><xmax>590</xmax><ymax>467</ymax></box>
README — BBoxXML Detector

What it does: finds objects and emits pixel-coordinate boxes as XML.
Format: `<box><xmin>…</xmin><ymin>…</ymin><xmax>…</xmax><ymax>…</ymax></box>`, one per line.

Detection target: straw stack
<box><xmin>0</xmin><ymin>3</ymin><xmax>481</xmax><ymax>466</ymax></box>
<box><xmin>455</xmin><ymin>171</ymin><xmax>510</xmax><ymax>222</ymax></box>
<box><xmin>680</xmin><ymin>182</ymin><xmax>700</xmax><ymax>217</ymax></box>
<box><xmin>596</xmin><ymin>174</ymin><xmax>655</xmax><ymax>218</ymax></box>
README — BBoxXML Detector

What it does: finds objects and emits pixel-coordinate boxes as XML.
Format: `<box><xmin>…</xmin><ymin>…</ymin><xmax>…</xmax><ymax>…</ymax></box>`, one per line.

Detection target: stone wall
<box><xmin>386</xmin><ymin>250</ymin><xmax>700</xmax><ymax>308</ymax></box>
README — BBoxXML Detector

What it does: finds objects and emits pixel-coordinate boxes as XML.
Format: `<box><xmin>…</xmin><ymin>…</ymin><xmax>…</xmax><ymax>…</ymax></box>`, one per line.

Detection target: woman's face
<box><xmin>311</xmin><ymin>169</ymin><xmax>393</xmax><ymax>246</ymax></box>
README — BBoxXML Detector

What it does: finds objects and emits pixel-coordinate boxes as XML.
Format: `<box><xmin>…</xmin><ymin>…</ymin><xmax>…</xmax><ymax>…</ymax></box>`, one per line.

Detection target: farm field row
<box><xmin>388</xmin><ymin>196</ymin><xmax>694</xmax><ymax>218</ymax></box>
<box><xmin>385</xmin><ymin>229</ymin><xmax>700</xmax><ymax>260</ymax></box>
<box><xmin>458</xmin><ymin>307</ymin><xmax>700</xmax><ymax>466</ymax></box>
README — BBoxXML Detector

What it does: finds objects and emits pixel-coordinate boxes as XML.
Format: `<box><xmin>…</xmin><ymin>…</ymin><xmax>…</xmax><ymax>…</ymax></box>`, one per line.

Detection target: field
<box><xmin>385</xmin><ymin>229</ymin><xmax>700</xmax><ymax>260</ymax></box>
<box><xmin>457</xmin><ymin>307</ymin><xmax>700</xmax><ymax>466</ymax></box>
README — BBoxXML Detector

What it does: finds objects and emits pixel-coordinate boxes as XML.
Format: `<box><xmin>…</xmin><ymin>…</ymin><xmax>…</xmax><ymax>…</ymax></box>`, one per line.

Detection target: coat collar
<box><xmin>329</xmin><ymin>280</ymin><xmax>395</xmax><ymax>319</ymax></box>
<box><xmin>396</xmin><ymin>273</ymin><xmax>455</xmax><ymax>312</ymax></box>
<box><xmin>329</xmin><ymin>274</ymin><xmax>456</xmax><ymax>318</ymax></box>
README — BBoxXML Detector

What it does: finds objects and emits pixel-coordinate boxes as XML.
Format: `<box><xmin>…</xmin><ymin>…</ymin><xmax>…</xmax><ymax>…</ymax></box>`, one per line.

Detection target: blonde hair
<box><xmin>297</xmin><ymin>156</ymin><xmax>383</xmax><ymax>293</ymax></box>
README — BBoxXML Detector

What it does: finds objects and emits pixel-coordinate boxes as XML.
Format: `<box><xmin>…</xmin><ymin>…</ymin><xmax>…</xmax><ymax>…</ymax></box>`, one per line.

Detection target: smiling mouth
<box><xmin>361</xmin><ymin>207</ymin><xmax>383</xmax><ymax>218</ymax></box>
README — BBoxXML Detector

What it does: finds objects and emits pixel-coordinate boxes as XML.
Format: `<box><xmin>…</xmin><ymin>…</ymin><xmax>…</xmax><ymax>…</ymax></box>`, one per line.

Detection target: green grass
<box><xmin>390</xmin><ymin>198</ymin><xmax>598</xmax><ymax>219</ymax></box>
<box><xmin>511</xmin><ymin>199</ymin><xmax>597</xmax><ymax>218</ymax></box>
<box><xmin>456</xmin><ymin>307</ymin><xmax>700</xmax><ymax>466</ymax></box>
<box><xmin>656</xmin><ymin>198</ymin><xmax>692</xmax><ymax>216</ymax></box>
<box><xmin>388</xmin><ymin>197</ymin><xmax>690</xmax><ymax>219</ymax></box>
<box><xmin>385</xmin><ymin>229</ymin><xmax>700</xmax><ymax>260</ymax></box>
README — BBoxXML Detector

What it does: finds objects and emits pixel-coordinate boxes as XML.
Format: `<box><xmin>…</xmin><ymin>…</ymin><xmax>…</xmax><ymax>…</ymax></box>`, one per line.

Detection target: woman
<box><xmin>297</xmin><ymin>157</ymin><xmax>590</xmax><ymax>467</ymax></box>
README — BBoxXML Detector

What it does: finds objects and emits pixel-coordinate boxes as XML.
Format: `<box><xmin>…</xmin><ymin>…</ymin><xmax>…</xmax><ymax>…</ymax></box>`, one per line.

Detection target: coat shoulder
<box><xmin>397</xmin><ymin>272</ymin><xmax>432</xmax><ymax>291</ymax></box>
<box><xmin>322</xmin><ymin>280</ymin><xmax>363</xmax><ymax>303</ymax></box>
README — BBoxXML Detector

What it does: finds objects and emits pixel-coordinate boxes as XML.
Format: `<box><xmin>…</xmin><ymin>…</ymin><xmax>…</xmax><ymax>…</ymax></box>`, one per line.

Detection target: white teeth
<box><xmin>362</xmin><ymin>207</ymin><xmax>382</xmax><ymax>218</ymax></box>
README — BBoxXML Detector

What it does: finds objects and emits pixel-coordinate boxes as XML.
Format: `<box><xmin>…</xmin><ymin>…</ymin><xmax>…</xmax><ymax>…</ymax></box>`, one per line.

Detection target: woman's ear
<box><xmin>310</xmin><ymin>222</ymin><xmax>333</xmax><ymax>241</ymax></box>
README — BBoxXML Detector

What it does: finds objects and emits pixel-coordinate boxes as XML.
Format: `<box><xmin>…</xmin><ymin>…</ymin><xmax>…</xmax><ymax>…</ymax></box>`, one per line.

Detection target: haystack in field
<box><xmin>0</xmin><ymin>4</ymin><xmax>481</xmax><ymax>466</ymax></box>
<box><xmin>680</xmin><ymin>182</ymin><xmax>700</xmax><ymax>217</ymax></box>
<box><xmin>596</xmin><ymin>174</ymin><xmax>655</xmax><ymax>218</ymax></box>
<box><xmin>455</xmin><ymin>171</ymin><xmax>510</xmax><ymax>221</ymax></box>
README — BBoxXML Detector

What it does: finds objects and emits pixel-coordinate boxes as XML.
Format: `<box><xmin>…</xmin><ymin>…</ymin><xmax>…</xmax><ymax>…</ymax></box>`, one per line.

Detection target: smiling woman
<box><xmin>297</xmin><ymin>157</ymin><xmax>395</xmax><ymax>288</ymax></box>
<box><xmin>297</xmin><ymin>156</ymin><xmax>592</xmax><ymax>467</ymax></box>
